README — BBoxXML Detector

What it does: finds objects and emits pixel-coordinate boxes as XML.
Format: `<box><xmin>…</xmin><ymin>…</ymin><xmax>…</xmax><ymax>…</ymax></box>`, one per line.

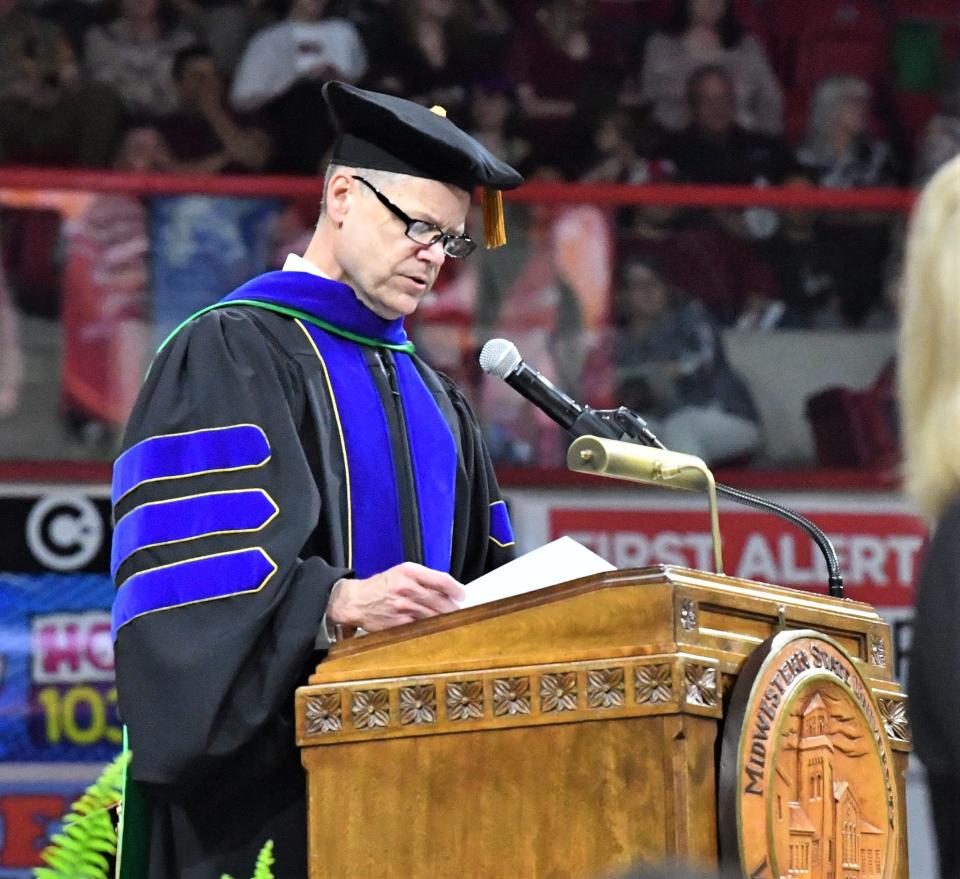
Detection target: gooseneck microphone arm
<box><xmin>479</xmin><ymin>338</ymin><xmax>844</xmax><ymax>599</ymax></box>
<box><xmin>615</xmin><ymin>417</ymin><xmax>845</xmax><ymax>599</ymax></box>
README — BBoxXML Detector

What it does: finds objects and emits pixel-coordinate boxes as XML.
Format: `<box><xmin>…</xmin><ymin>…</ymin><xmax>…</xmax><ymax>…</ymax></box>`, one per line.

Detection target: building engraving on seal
<box><xmin>772</xmin><ymin>691</ymin><xmax>885</xmax><ymax>878</ymax></box>
<box><xmin>721</xmin><ymin>630</ymin><xmax>901</xmax><ymax>879</ymax></box>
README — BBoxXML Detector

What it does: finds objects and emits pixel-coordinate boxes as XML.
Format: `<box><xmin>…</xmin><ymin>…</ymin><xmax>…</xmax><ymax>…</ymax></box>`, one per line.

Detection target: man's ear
<box><xmin>324</xmin><ymin>171</ymin><xmax>354</xmax><ymax>224</ymax></box>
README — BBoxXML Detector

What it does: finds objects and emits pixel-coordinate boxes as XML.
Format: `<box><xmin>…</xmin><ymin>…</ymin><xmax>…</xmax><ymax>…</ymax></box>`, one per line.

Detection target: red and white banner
<box><xmin>549</xmin><ymin>507</ymin><xmax>926</xmax><ymax>608</ymax></box>
<box><xmin>506</xmin><ymin>488</ymin><xmax>927</xmax><ymax>610</ymax></box>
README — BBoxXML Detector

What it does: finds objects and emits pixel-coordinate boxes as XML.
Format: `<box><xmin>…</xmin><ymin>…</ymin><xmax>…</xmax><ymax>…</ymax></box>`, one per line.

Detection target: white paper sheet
<box><xmin>457</xmin><ymin>536</ymin><xmax>616</xmax><ymax>610</ymax></box>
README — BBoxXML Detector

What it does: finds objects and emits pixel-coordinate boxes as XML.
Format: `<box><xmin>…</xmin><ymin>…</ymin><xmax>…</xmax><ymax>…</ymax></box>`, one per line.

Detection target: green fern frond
<box><xmin>252</xmin><ymin>840</ymin><xmax>275</xmax><ymax>879</ymax></box>
<box><xmin>220</xmin><ymin>839</ymin><xmax>276</xmax><ymax>879</ymax></box>
<box><xmin>33</xmin><ymin>751</ymin><xmax>129</xmax><ymax>879</ymax></box>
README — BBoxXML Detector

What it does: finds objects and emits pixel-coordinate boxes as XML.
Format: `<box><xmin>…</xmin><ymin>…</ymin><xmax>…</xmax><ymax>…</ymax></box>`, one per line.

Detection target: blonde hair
<box><xmin>899</xmin><ymin>152</ymin><xmax>960</xmax><ymax>518</ymax></box>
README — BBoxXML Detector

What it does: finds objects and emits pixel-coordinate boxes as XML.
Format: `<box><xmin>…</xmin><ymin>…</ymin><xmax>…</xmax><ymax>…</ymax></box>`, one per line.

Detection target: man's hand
<box><xmin>326</xmin><ymin>563</ymin><xmax>465</xmax><ymax>632</ymax></box>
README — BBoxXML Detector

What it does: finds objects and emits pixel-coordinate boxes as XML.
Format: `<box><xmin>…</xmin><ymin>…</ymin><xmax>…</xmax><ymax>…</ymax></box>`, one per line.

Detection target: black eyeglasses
<box><xmin>353</xmin><ymin>175</ymin><xmax>477</xmax><ymax>259</ymax></box>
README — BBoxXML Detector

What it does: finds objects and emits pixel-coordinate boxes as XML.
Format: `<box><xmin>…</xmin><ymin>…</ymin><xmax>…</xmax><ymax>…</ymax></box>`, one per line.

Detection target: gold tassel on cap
<box><xmin>482</xmin><ymin>187</ymin><xmax>506</xmax><ymax>249</ymax></box>
<box><xmin>430</xmin><ymin>105</ymin><xmax>447</xmax><ymax>117</ymax></box>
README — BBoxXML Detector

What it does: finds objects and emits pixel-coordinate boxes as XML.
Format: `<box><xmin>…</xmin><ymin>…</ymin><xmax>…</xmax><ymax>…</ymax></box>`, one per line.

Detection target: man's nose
<box><xmin>418</xmin><ymin>239</ymin><xmax>447</xmax><ymax>266</ymax></box>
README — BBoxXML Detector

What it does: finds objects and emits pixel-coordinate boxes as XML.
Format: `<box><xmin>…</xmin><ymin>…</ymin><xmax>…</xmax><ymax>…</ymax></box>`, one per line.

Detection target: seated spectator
<box><xmin>668</xmin><ymin>65</ymin><xmax>791</xmax><ymax>185</ymax></box>
<box><xmin>795</xmin><ymin>75</ymin><xmax>897</xmax><ymax>324</ymax></box>
<box><xmin>229</xmin><ymin>0</ymin><xmax>367</xmax><ymax>174</ymax></box>
<box><xmin>363</xmin><ymin>0</ymin><xmax>510</xmax><ymax>119</ymax></box>
<box><xmin>637</xmin><ymin>0</ymin><xmax>783</xmax><ymax>136</ymax></box>
<box><xmin>611</xmin><ymin>256</ymin><xmax>761</xmax><ymax>466</ymax></box>
<box><xmin>60</xmin><ymin>123</ymin><xmax>167</xmax><ymax>447</ymax></box>
<box><xmin>578</xmin><ymin>105</ymin><xmax>674</xmax><ymax>185</ymax></box>
<box><xmin>914</xmin><ymin>65</ymin><xmax>960</xmax><ymax>184</ymax></box>
<box><xmin>231</xmin><ymin>0</ymin><xmax>367</xmax><ymax>110</ymax></box>
<box><xmin>468</xmin><ymin>75</ymin><xmax>533</xmax><ymax>177</ymax></box>
<box><xmin>760</xmin><ymin>168</ymin><xmax>849</xmax><ymax>328</ymax></box>
<box><xmin>508</xmin><ymin>0</ymin><xmax>609</xmax><ymax>173</ymax></box>
<box><xmin>0</xmin><ymin>0</ymin><xmax>123</xmax><ymax>166</ymax></box>
<box><xmin>84</xmin><ymin>0</ymin><xmax>195</xmax><ymax>118</ymax></box>
<box><xmin>795</xmin><ymin>75</ymin><xmax>897</xmax><ymax>189</ymax></box>
<box><xmin>158</xmin><ymin>45</ymin><xmax>271</xmax><ymax>173</ymax></box>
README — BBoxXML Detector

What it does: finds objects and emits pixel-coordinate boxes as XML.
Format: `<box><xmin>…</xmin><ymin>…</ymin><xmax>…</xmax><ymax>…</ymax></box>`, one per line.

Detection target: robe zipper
<box><xmin>374</xmin><ymin>349</ymin><xmax>423</xmax><ymax>563</ymax></box>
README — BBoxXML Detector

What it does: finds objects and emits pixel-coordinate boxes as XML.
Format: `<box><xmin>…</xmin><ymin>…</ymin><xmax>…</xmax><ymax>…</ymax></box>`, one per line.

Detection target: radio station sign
<box><xmin>0</xmin><ymin>574</ymin><xmax>117</xmax><ymax>763</ymax></box>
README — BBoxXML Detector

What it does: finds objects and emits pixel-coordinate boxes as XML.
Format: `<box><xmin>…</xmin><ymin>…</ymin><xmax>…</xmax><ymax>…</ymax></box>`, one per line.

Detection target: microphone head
<box><xmin>479</xmin><ymin>338</ymin><xmax>522</xmax><ymax>379</ymax></box>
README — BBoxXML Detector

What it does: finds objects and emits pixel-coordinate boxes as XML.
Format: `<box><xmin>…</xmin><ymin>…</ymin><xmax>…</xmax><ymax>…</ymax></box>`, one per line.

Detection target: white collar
<box><xmin>282</xmin><ymin>253</ymin><xmax>330</xmax><ymax>278</ymax></box>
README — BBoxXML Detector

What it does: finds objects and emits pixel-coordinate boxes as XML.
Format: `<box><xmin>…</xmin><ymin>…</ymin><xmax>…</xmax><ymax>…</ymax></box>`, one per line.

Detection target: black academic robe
<box><xmin>111</xmin><ymin>284</ymin><xmax>514</xmax><ymax>878</ymax></box>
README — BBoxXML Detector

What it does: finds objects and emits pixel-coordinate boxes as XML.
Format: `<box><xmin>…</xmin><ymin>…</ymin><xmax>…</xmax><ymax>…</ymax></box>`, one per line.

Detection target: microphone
<box><xmin>479</xmin><ymin>339</ymin><xmax>621</xmax><ymax>440</ymax></box>
<box><xmin>479</xmin><ymin>338</ymin><xmax>845</xmax><ymax>598</ymax></box>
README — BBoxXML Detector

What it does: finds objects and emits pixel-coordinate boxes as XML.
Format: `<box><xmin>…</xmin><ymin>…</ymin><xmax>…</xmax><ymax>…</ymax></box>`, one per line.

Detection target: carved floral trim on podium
<box><xmin>447</xmin><ymin>680</ymin><xmax>484</xmax><ymax>721</ymax></box>
<box><xmin>400</xmin><ymin>685</ymin><xmax>437</xmax><ymax>725</ymax></box>
<box><xmin>299</xmin><ymin>655</ymin><xmax>725</xmax><ymax>742</ymax></box>
<box><xmin>635</xmin><ymin>664</ymin><xmax>672</xmax><ymax>704</ymax></box>
<box><xmin>540</xmin><ymin>672</ymin><xmax>578</xmax><ymax>712</ymax></box>
<box><xmin>352</xmin><ymin>689</ymin><xmax>390</xmax><ymax>730</ymax></box>
<box><xmin>587</xmin><ymin>668</ymin><xmax>626</xmax><ymax>708</ymax></box>
<box><xmin>493</xmin><ymin>677</ymin><xmax>532</xmax><ymax>716</ymax></box>
<box><xmin>305</xmin><ymin>692</ymin><xmax>343</xmax><ymax>734</ymax></box>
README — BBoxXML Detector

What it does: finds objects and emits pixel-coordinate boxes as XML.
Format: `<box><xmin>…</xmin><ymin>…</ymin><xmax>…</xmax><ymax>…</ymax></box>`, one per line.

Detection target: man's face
<box><xmin>336</xmin><ymin>174</ymin><xmax>471</xmax><ymax>320</ymax></box>
<box><xmin>177</xmin><ymin>56</ymin><xmax>220</xmax><ymax>108</ymax></box>
<box><xmin>621</xmin><ymin>263</ymin><xmax>667</xmax><ymax>319</ymax></box>
<box><xmin>692</xmin><ymin>72</ymin><xmax>735</xmax><ymax>135</ymax></box>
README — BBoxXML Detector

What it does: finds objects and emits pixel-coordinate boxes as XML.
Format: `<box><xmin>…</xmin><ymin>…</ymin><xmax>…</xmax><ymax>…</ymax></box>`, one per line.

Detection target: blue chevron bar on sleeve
<box><xmin>111</xmin><ymin>489</ymin><xmax>279</xmax><ymax>576</ymax></box>
<box><xmin>489</xmin><ymin>500</ymin><xmax>515</xmax><ymax>547</ymax></box>
<box><xmin>112</xmin><ymin>548</ymin><xmax>277</xmax><ymax>638</ymax></box>
<box><xmin>111</xmin><ymin>424</ymin><xmax>271</xmax><ymax>504</ymax></box>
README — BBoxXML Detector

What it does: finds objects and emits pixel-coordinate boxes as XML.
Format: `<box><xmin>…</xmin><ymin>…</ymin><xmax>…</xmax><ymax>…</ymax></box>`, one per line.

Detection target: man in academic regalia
<box><xmin>110</xmin><ymin>81</ymin><xmax>522</xmax><ymax>879</ymax></box>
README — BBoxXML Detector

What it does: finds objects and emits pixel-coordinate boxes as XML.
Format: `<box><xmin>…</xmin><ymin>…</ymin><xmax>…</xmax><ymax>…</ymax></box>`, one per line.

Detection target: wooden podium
<box><xmin>296</xmin><ymin>566</ymin><xmax>910</xmax><ymax>878</ymax></box>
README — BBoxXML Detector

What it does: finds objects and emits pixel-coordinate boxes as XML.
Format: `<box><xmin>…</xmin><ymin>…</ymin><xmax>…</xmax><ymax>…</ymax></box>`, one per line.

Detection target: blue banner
<box><xmin>149</xmin><ymin>195</ymin><xmax>280</xmax><ymax>348</ymax></box>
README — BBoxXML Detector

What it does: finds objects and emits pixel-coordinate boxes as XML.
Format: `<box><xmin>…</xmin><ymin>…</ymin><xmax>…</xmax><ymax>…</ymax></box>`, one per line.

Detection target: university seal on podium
<box><xmin>719</xmin><ymin>630</ymin><xmax>900</xmax><ymax>879</ymax></box>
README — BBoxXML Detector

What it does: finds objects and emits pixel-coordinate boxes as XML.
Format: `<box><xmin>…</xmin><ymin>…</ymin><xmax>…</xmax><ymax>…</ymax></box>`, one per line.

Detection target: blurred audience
<box><xmin>668</xmin><ymin>64</ymin><xmax>791</xmax><ymax>185</ymax></box>
<box><xmin>84</xmin><ymin>0</ymin><xmax>195</xmax><ymax>118</ymax></box>
<box><xmin>578</xmin><ymin>105</ymin><xmax>673</xmax><ymax>185</ymax></box>
<box><xmin>364</xmin><ymin>0</ymin><xmax>509</xmax><ymax>120</ymax></box>
<box><xmin>0</xmin><ymin>0</ymin><xmax>123</xmax><ymax>166</ymax></box>
<box><xmin>611</xmin><ymin>256</ymin><xmax>761</xmax><ymax>465</ymax></box>
<box><xmin>622</xmin><ymin>204</ymin><xmax>778</xmax><ymax>327</ymax></box>
<box><xmin>637</xmin><ymin>0</ymin><xmax>783</xmax><ymax>136</ymax></box>
<box><xmin>168</xmin><ymin>0</ymin><xmax>276</xmax><ymax>76</ymax></box>
<box><xmin>508</xmin><ymin>0</ymin><xmax>606</xmax><ymax>174</ymax></box>
<box><xmin>60</xmin><ymin>124</ymin><xmax>161</xmax><ymax>446</ymax></box>
<box><xmin>467</xmin><ymin>76</ymin><xmax>533</xmax><ymax>177</ymax></box>
<box><xmin>159</xmin><ymin>44</ymin><xmax>271</xmax><ymax>174</ymax></box>
<box><xmin>0</xmin><ymin>249</ymin><xmax>22</xmax><ymax>418</ymax></box>
<box><xmin>229</xmin><ymin>0</ymin><xmax>367</xmax><ymax>174</ymax></box>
